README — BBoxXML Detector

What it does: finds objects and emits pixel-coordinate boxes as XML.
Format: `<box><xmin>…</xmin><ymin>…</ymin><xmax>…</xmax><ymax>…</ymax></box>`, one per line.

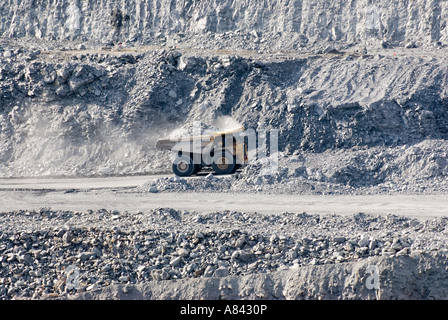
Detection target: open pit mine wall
<box><xmin>1</xmin><ymin>0</ymin><xmax>448</xmax><ymax>46</ymax></box>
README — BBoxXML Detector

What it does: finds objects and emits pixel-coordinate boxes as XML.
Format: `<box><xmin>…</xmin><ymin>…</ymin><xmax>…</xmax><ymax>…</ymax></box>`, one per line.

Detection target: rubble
<box><xmin>1</xmin><ymin>208</ymin><xmax>448</xmax><ymax>299</ymax></box>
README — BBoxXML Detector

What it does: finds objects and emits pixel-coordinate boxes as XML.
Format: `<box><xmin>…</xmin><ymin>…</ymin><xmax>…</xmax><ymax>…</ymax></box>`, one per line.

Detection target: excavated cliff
<box><xmin>2</xmin><ymin>0</ymin><xmax>448</xmax><ymax>48</ymax></box>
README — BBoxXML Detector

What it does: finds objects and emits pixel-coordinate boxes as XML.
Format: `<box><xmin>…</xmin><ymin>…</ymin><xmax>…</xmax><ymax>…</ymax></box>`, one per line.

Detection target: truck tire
<box><xmin>212</xmin><ymin>150</ymin><xmax>236</xmax><ymax>175</ymax></box>
<box><xmin>172</xmin><ymin>155</ymin><xmax>195</xmax><ymax>177</ymax></box>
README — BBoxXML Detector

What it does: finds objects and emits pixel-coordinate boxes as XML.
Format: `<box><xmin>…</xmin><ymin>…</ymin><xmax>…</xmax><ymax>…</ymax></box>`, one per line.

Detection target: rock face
<box><xmin>74</xmin><ymin>253</ymin><xmax>448</xmax><ymax>300</ymax></box>
<box><xmin>1</xmin><ymin>0</ymin><xmax>448</xmax><ymax>48</ymax></box>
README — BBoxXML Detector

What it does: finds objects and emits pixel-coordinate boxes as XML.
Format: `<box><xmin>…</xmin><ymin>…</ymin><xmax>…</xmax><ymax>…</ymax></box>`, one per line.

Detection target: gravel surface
<box><xmin>1</xmin><ymin>208</ymin><xmax>447</xmax><ymax>299</ymax></box>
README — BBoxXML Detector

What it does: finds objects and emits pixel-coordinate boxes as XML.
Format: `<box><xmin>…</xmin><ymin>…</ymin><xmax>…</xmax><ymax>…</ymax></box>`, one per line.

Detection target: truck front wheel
<box><xmin>172</xmin><ymin>155</ymin><xmax>195</xmax><ymax>177</ymax></box>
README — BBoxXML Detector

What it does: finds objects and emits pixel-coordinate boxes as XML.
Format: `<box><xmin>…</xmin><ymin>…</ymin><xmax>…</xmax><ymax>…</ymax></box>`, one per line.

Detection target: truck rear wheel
<box><xmin>172</xmin><ymin>155</ymin><xmax>195</xmax><ymax>177</ymax></box>
<box><xmin>212</xmin><ymin>151</ymin><xmax>236</xmax><ymax>175</ymax></box>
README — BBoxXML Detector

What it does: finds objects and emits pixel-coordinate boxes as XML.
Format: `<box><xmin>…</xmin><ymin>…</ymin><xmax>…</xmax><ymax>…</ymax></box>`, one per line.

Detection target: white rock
<box><xmin>170</xmin><ymin>256</ymin><xmax>182</xmax><ymax>267</ymax></box>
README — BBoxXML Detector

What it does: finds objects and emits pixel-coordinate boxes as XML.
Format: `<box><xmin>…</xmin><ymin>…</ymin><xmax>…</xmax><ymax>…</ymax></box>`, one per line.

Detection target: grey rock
<box><xmin>382</xmin><ymin>248</ymin><xmax>396</xmax><ymax>256</ymax></box>
<box><xmin>176</xmin><ymin>248</ymin><xmax>190</xmax><ymax>257</ymax></box>
<box><xmin>57</xmin><ymin>66</ymin><xmax>72</xmax><ymax>81</ymax></box>
<box><xmin>55</xmin><ymin>84</ymin><xmax>71</xmax><ymax>96</ymax></box>
<box><xmin>194</xmin><ymin>231</ymin><xmax>204</xmax><ymax>239</ymax></box>
<box><xmin>405</xmin><ymin>41</ymin><xmax>418</xmax><ymax>49</ymax></box>
<box><xmin>213</xmin><ymin>267</ymin><xmax>230</xmax><ymax>278</ymax></box>
<box><xmin>86</xmin><ymin>283</ymin><xmax>101</xmax><ymax>291</ymax></box>
<box><xmin>231</xmin><ymin>250</ymin><xmax>255</xmax><ymax>262</ymax></box>
<box><xmin>396</xmin><ymin>247</ymin><xmax>409</xmax><ymax>257</ymax></box>
<box><xmin>392</xmin><ymin>241</ymin><xmax>403</xmax><ymax>251</ymax></box>
<box><xmin>168</xmin><ymin>89</ymin><xmax>177</xmax><ymax>99</ymax></box>
<box><xmin>234</xmin><ymin>235</ymin><xmax>246</xmax><ymax>247</ymax></box>
<box><xmin>184</xmin><ymin>263</ymin><xmax>198</xmax><ymax>273</ymax></box>
<box><xmin>78</xmin><ymin>252</ymin><xmax>93</xmax><ymax>261</ymax></box>
<box><xmin>62</xmin><ymin>232</ymin><xmax>73</xmax><ymax>244</ymax></box>
<box><xmin>92</xmin><ymin>247</ymin><xmax>102</xmax><ymax>257</ymax></box>
<box><xmin>333</xmin><ymin>237</ymin><xmax>346</xmax><ymax>244</ymax></box>
<box><xmin>358</xmin><ymin>237</ymin><xmax>370</xmax><ymax>247</ymax></box>
<box><xmin>151</xmin><ymin>269</ymin><xmax>170</xmax><ymax>281</ymax></box>
<box><xmin>43</xmin><ymin>71</ymin><xmax>57</xmax><ymax>84</ymax></box>
<box><xmin>203</xmin><ymin>265</ymin><xmax>215</xmax><ymax>277</ymax></box>
<box><xmin>178</xmin><ymin>56</ymin><xmax>199</xmax><ymax>71</ymax></box>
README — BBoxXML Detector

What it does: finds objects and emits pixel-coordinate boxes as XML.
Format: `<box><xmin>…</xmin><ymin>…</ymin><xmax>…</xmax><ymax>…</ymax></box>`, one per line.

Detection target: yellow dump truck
<box><xmin>156</xmin><ymin>127</ymin><xmax>248</xmax><ymax>177</ymax></box>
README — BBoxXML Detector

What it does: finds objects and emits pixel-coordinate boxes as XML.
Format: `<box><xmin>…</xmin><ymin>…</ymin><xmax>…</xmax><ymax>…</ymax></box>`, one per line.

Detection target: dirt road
<box><xmin>0</xmin><ymin>175</ymin><xmax>447</xmax><ymax>219</ymax></box>
<box><xmin>0</xmin><ymin>174</ymin><xmax>164</xmax><ymax>190</ymax></box>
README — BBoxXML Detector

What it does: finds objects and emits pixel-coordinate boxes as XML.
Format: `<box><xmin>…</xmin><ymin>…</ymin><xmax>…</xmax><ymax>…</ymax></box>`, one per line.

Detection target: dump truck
<box><xmin>156</xmin><ymin>126</ymin><xmax>248</xmax><ymax>177</ymax></box>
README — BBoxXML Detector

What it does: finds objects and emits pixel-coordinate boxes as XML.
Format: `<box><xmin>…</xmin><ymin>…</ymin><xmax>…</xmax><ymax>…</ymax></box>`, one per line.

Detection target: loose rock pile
<box><xmin>140</xmin><ymin>139</ymin><xmax>448</xmax><ymax>195</ymax></box>
<box><xmin>1</xmin><ymin>208</ymin><xmax>447</xmax><ymax>299</ymax></box>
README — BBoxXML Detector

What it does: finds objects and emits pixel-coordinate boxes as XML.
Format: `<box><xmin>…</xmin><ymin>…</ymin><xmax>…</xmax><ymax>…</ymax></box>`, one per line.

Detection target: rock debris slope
<box><xmin>1</xmin><ymin>44</ymin><xmax>448</xmax><ymax>189</ymax></box>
